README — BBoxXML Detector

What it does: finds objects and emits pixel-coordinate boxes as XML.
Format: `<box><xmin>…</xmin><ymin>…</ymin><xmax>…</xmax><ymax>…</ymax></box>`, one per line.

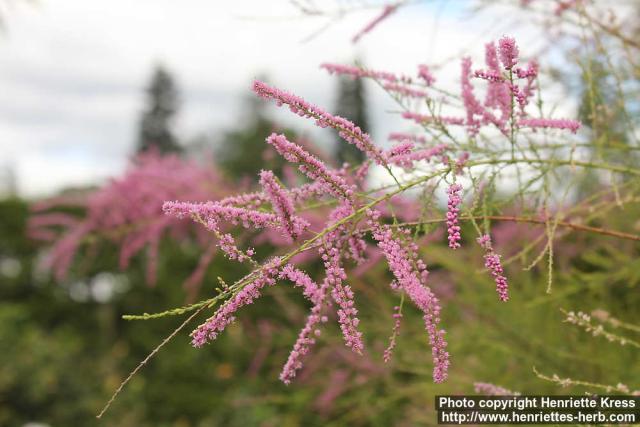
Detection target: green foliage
<box><xmin>2</xmin><ymin>196</ymin><xmax>639</xmax><ymax>426</ymax></box>
<box><xmin>214</xmin><ymin>95</ymin><xmax>287</xmax><ymax>180</ymax></box>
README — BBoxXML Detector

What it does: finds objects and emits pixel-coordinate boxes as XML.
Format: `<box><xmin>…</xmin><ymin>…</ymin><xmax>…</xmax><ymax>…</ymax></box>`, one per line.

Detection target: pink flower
<box><xmin>417</xmin><ymin>64</ymin><xmax>436</xmax><ymax>86</ymax></box>
<box><xmin>477</xmin><ymin>234</ymin><xmax>509</xmax><ymax>301</ymax></box>
<box><xmin>191</xmin><ymin>257</ymin><xmax>283</xmax><ymax>347</ymax></box>
<box><xmin>279</xmin><ymin>265</ymin><xmax>330</xmax><ymax>384</ymax></box>
<box><xmin>351</xmin><ymin>4</ymin><xmax>399</xmax><ymax>43</ymax></box>
<box><xmin>388</xmin><ymin>132</ymin><xmax>427</xmax><ymax>143</ymax></box>
<box><xmin>259</xmin><ymin>170</ymin><xmax>303</xmax><ymax>241</ymax></box>
<box><xmin>384</xmin><ymin>83</ymin><xmax>428</xmax><ymax>98</ymax></box>
<box><xmin>279</xmin><ymin>284</ymin><xmax>329</xmax><ymax>384</ymax></box>
<box><xmin>385</xmin><ymin>142</ymin><xmax>449</xmax><ymax>169</ymax></box>
<box><xmin>446</xmin><ymin>184</ymin><xmax>463</xmax><ymax>249</ymax></box>
<box><xmin>498</xmin><ymin>36</ymin><xmax>519</xmax><ymax>70</ymax></box>
<box><xmin>253</xmin><ymin>81</ymin><xmax>386</xmax><ymax>166</ymax></box>
<box><xmin>322</xmin><ymin>203</ymin><xmax>364</xmax><ymax>354</ymax></box>
<box><xmin>482</xmin><ymin>42</ymin><xmax>511</xmax><ymax>127</ymax></box>
<box><xmin>266</xmin><ymin>133</ymin><xmax>355</xmax><ymax>201</ymax></box>
<box><xmin>518</xmin><ymin>118</ymin><xmax>581</xmax><ymax>133</ymax></box>
<box><xmin>461</xmin><ymin>57</ymin><xmax>486</xmax><ymax>135</ymax></box>
<box><xmin>367</xmin><ymin>209</ymin><xmax>449</xmax><ymax>383</ymax></box>
<box><xmin>320</xmin><ymin>63</ymin><xmax>398</xmax><ymax>82</ymax></box>
<box><xmin>401</xmin><ymin>111</ymin><xmax>465</xmax><ymax>126</ymax></box>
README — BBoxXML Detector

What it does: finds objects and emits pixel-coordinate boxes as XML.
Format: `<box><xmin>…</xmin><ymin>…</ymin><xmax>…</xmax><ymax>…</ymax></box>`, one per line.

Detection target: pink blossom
<box><xmin>323</xmin><ymin>203</ymin><xmax>364</xmax><ymax>354</ymax></box>
<box><xmin>417</xmin><ymin>64</ymin><xmax>436</xmax><ymax>86</ymax></box>
<box><xmin>386</xmin><ymin>143</ymin><xmax>449</xmax><ymax>169</ymax></box>
<box><xmin>477</xmin><ymin>234</ymin><xmax>509</xmax><ymax>301</ymax></box>
<box><xmin>326</xmin><ymin>244</ymin><xmax>364</xmax><ymax>353</ymax></box>
<box><xmin>461</xmin><ymin>57</ymin><xmax>486</xmax><ymax>135</ymax></box>
<box><xmin>401</xmin><ymin>111</ymin><xmax>465</xmax><ymax>126</ymax></box>
<box><xmin>498</xmin><ymin>36</ymin><xmax>519</xmax><ymax>70</ymax></box>
<box><xmin>266</xmin><ymin>133</ymin><xmax>355</xmax><ymax>201</ymax></box>
<box><xmin>259</xmin><ymin>170</ymin><xmax>301</xmax><ymax>241</ymax></box>
<box><xmin>279</xmin><ymin>281</ymin><xmax>330</xmax><ymax>384</ymax></box>
<box><xmin>253</xmin><ymin>81</ymin><xmax>386</xmax><ymax>166</ymax></box>
<box><xmin>446</xmin><ymin>184</ymin><xmax>463</xmax><ymax>249</ymax></box>
<box><xmin>388</xmin><ymin>132</ymin><xmax>427</xmax><ymax>143</ymax></box>
<box><xmin>482</xmin><ymin>42</ymin><xmax>511</xmax><ymax>127</ymax></box>
<box><xmin>191</xmin><ymin>257</ymin><xmax>283</xmax><ymax>347</ymax></box>
<box><xmin>31</xmin><ymin>152</ymin><xmax>225</xmax><ymax>289</ymax></box>
<box><xmin>351</xmin><ymin>4</ymin><xmax>399</xmax><ymax>43</ymax></box>
<box><xmin>320</xmin><ymin>63</ymin><xmax>398</xmax><ymax>82</ymax></box>
<box><xmin>474</xmin><ymin>69</ymin><xmax>504</xmax><ymax>82</ymax></box>
<box><xmin>384</xmin><ymin>83</ymin><xmax>428</xmax><ymax>98</ymax></box>
<box><xmin>278</xmin><ymin>264</ymin><xmax>330</xmax><ymax>384</ymax></box>
<box><xmin>279</xmin><ymin>264</ymin><xmax>321</xmax><ymax>303</ymax></box>
<box><xmin>367</xmin><ymin>209</ymin><xmax>449</xmax><ymax>383</ymax></box>
<box><xmin>518</xmin><ymin>118</ymin><xmax>581</xmax><ymax>133</ymax></box>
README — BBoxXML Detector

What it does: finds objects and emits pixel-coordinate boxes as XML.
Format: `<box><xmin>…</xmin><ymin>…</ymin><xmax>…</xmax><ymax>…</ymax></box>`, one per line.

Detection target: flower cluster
<box><xmin>367</xmin><ymin>209</ymin><xmax>449</xmax><ymax>382</ymax></box>
<box><xmin>320</xmin><ymin>63</ymin><xmax>399</xmax><ymax>82</ymax></box>
<box><xmin>259</xmin><ymin>170</ymin><xmax>301</xmax><ymax>241</ymax></box>
<box><xmin>191</xmin><ymin>257</ymin><xmax>283</xmax><ymax>347</ymax></box>
<box><xmin>351</xmin><ymin>4</ymin><xmax>399</xmax><ymax>43</ymax></box>
<box><xmin>29</xmin><ymin>152</ymin><xmax>226</xmax><ymax>297</ymax></box>
<box><xmin>477</xmin><ymin>234</ymin><xmax>509</xmax><ymax>301</ymax></box>
<box><xmin>446</xmin><ymin>184</ymin><xmax>463</xmax><ymax>250</ymax></box>
<box><xmin>253</xmin><ymin>81</ymin><xmax>387</xmax><ymax>166</ymax></box>
<box><xmin>34</xmin><ymin>33</ymin><xmax>593</xmax><ymax>393</ymax></box>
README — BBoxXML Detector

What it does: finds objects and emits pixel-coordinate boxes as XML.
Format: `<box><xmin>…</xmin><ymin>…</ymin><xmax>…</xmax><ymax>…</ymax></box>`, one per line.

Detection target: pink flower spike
<box><xmin>367</xmin><ymin>209</ymin><xmax>449</xmax><ymax>383</ymax></box>
<box><xmin>320</xmin><ymin>63</ymin><xmax>398</xmax><ymax>82</ymax></box>
<box><xmin>384</xmin><ymin>83</ymin><xmax>428</xmax><ymax>98</ymax></box>
<box><xmin>323</xmin><ymin>244</ymin><xmax>364</xmax><ymax>354</ymax></box>
<box><xmin>190</xmin><ymin>257</ymin><xmax>283</xmax><ymax>347</ymax></box>
<box><xmin>265</xmin><ymin>133</ymin><xmax>355</xmax><ymax>202</ymax></box>
<box><xmin>417</xmin><ymin>64</ymin><xmax>436</xmax><ymax>86</ymax></box>
<box><xmin>351</xmin><ymin>4</ymin><xmax>399</xmax><ymax>43</ymax></box>
<box><xmin>253</xmin><ymin>81</ymin><xmax>386</xmax><ymax>166</ymax></box>
<box><xmin>259</xmin><ymin>170</ymin><xmax>306</xmax><ymax>241</ymax></box>
<box><xmin>446</xmin><ymin>184</ymin><xmax>463</xmax><ymax>249</ymax></box>
<box><xmin>498</xmin><ymin>36</ymin><xmax>519</xmax><ymax>70</ymax></box>
<box><xmin>279</xmin><ymin>277</ymin><xmax>331</xmax><ymax>384</ymax></box>
<box><xmin>461</xmin><ymin>57</ymin><xmax>487</xmax><ymax>136</ymax></box>
<box><xmin>386</xmin><ymin>143</ymin><xmax>449</xmax><ymax>169</ymax></box>
<box><xmin>279</xmin><ymin>264</ymin><xmax>320</xmax><ymax>303</ymax></box>
<box><xmin>518</xmin><ymin>118</ymin><xmax>581</xmax><ymax>133</ymax></box>
<box><xmin>401</xmin><ymin>111</ymin><xmax>465</xmax><ymax>126</ymax></box>
<box><xmin>476</xmin><ymin>234</ymin><xmax>509</xmax><ymax>301</ymax></box>
<box><xmin>388</xmin><ymin>133</ymin><xmax>427</xmax><ymax>143</ymax></box>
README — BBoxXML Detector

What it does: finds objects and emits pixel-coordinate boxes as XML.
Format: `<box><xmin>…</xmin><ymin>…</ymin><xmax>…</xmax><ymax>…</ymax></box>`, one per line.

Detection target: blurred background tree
<box><xmin>137</xmin><ymin>65</ymin><xmax>182</xmax><ymax>155</ymax></box>
<box><xmin>332</xmin><ymin>65</ymin><xmax>369</xmax><ymax>166</ymax></box>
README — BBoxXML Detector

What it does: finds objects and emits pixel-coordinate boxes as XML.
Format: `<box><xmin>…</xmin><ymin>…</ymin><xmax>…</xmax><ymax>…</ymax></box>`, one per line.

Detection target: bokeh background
<box><xmin>1</xmin><ymin>1</ymin><xmax>639</xmax><ymax>426</ymax></box>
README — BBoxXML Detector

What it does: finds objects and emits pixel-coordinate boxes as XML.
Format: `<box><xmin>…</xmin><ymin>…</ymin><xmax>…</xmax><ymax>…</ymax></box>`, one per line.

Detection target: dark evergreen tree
<box><xmin>333</xmin><ymin>73</ymin><xmax>369</xmax><ymax>165</ymax></box>
<box><xmin>136</xmin><ymin>65</ymin><xmax>181</xmax><ymax>154</ymax></box>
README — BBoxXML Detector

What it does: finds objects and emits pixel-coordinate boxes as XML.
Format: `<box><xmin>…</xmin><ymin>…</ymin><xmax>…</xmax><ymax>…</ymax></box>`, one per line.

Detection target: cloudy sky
<box><xmin>0</xmin><ymin>0</ymin><xmax>569</xmax><ymax>197</ymax></box>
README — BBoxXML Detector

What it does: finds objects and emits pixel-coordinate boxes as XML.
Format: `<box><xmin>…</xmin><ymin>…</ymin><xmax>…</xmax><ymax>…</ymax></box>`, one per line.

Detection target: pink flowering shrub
<box><xmin>34</xmin><ymin>4</ymin><xmax>640</xmax><ymax>413</ymax></box>
<box><xmin>36</xmin><ymin>32</ymin><xmax>595</xmax><ymax>391</ymax></box>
